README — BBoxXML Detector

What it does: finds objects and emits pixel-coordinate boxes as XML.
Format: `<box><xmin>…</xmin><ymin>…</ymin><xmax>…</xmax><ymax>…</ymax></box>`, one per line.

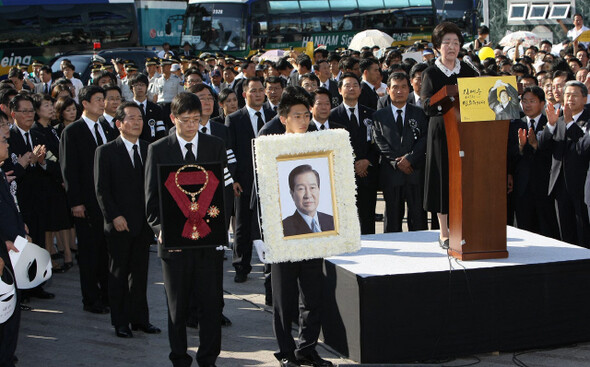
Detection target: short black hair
<box><xmin>218</xmin><ymin>88</ymin><xmax>236</xmax><ymax>104</ymax></box>
<box><xmin>92</xmin><ymin>71</ymin><xmax>116</xmax><ymax>86</ymax></box>
<box><xmin>340</xmin><ymin>57</ymin><xmax>359</xmax><ymax>71</ymax></box>
<box><xmin>387</xmin><ymin>72</ymin><xmax>410</xmax><ymax>87</ymax></box>
<box><xmin>242</xmin><ymin>76</ymin><xmax>263</xmax><ymax>91</ymax></box>
<box><xmin>477</xmin><ymin>25</ymin><xmax>490</xmax><ymax>35</ymax></box>
<box><xmin>277</xmin><ymin>86</ymin><xmax>310</xmax><ymax>117</ymax></box>
<box><xmin>522</xmin><ymin>86</ymin><xmax>545</xmax><ymax>102</ymax></box>
<box><xmin>310</xmin><ymin>87</ymin><xmax>331</xmax><ymax>104</ymax></box>
<box><xmin>32</xmin><ymin>93</ymin><xmax>54</xmax><ymax>111</ymax></box>
<box><xmin>299</xmin><ymin>72</ymin><xmax>320</xmax><ymax>87</ymax></box>
<box><xmin>184</xmin><ymin>68</ymin><xmax>203</xmax><ymax>80</ymax></box>
<box><xmin>78</xmin><ymin>85</ymin><xmax>105</xmax><ymax>104</ymax></box>
<box><xmin>188</xmin><ymin>83</ymin><xmax>214</xmax><ymax>97</ymax></box>
<box><xmin>130</xmin><ymin>73</ymin><xmax>149</xmax><ymax>87</ymax></box>
<box><xmin>337</xmin><ymin>72</ymin><xmax>361</xmax><ymax>89</ymax></box>
<box><xmin>518</xmin><ymin>74</ymin><xmax>538</xmax><ymax>86</ymax></box>
<box><xmin>276</xmin><ymin>57</ymin><xmax>294</xmax><ymax>71</ymax></box>
<box><xmin>288</xmin><ymin>164</ymin><xmax>320</xmax><ymax>191</ymax></box>
<box><xmin>409</xmin><ymin>63</ymin><xmax>428</xmax><ymax>79</ymax></box>
<box><xmin>327</xmin><ymin>53</ymin><xmax>341</xmax><ymax>63</ymax></box>
<box><xmin>359</xmin><ymin>58</ymin><xmax>378</xmax><ymax>74</ymax></box>
<box><xmin>264</xmin><ymin>76</ymin><xmax>285</xmax><ymax>88</ymax></box>
<box><xmin>102</xmin><ymin>84</ymin><xmax>122</xmax><ymax>96</ymax></box>
<box><xmin>0</xmin><ymin>88</ymin><xmax>18</xmax><ymax>106</ymax></box>
<box><xmin>8</xmin><ymin>67</ymin><xmax>23</xmax><ymax>80</ymax></box>
<box><xmin>296</xmin><ymin>54</ymin><xmax>312</xmax><ymax>71</ymax></box>
<box><xmin>39</xmin><ymin>65</ymin><xmax>52</xmax><ymax>74</ymax></box>
<box><xmin>171</xmin><ymin>91</ymin><xmax>201</xmax><ymax>116</ymax></box>
<box><xmin>9</xmin><ymin>93</ymin><xmax>34</xmax><ymax>112</ymax></box>
<box><xmin>114</xmin><ymin>101</ymin><xmax>141</xmax><ymax>123</ymax></box>
<box><xmin>511</xmin><ymin>63</ymin><xmax>528</xmax><ymax>75</ymax></box>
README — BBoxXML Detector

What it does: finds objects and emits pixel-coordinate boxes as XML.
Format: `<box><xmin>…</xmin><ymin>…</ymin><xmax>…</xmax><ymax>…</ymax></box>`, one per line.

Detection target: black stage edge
<box><xmin>322</xmin><ymin>248</ymin><xmax>590</xmax><ymax>363</ymax></box>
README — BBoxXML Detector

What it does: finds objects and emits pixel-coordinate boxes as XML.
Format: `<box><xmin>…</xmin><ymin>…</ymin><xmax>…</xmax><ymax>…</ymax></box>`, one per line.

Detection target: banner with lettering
<box><xmin>457</xmin><ymin>76</ymin><xmax>520</xmax><ymax>122</ymax></box>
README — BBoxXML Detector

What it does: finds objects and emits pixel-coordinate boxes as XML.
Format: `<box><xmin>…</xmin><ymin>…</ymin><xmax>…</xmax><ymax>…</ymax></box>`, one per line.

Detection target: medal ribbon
<box><xmin>165</xmin><ymin>170</ymin><xmax>219</xmax><ymax>240</ymax></box>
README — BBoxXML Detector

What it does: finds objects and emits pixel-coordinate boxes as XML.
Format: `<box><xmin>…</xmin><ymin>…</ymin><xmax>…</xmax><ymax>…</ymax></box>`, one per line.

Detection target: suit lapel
<box><xmin>115</xmin><ymin>137</ymin><xmax>135</xmax><ymax>170</ymax></box>
<box><xmin>168</xmin><ymin>134</ymin><xmax>185</xmax><ymax>162</ymax></box>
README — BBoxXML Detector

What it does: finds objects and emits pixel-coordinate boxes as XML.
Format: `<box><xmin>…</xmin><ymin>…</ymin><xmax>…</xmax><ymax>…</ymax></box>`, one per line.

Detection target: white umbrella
<box><xmin>499</xmin><ymin>31</ymin><xmax>542</xmax><ymax>48</ymax></box>
<box><xmin>259</xmin><ymin>49</ymin><xmax>285</xmax><ymax>62</ymax></box>
<box><xmin>348</xmin><ymin>29</ymin><xmax>394</xmax><ymax>51</ymax></box>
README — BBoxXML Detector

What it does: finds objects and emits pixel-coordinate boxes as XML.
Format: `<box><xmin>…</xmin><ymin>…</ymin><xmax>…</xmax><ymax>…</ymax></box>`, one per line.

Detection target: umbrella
<box><xmin>499</xmin><ymin>31</ymin><xmax>542</xmax><ymax>48</ymax></box>
<box><xmin>259</xmin><ymin>49</ymin><xmax>285</xmax><ymax>62</ymax></box>
<box><xmin>348</xmin><ymin>29</ymin><xmax>394</xmax><ymax>51</ymax></box>
<box><xmin>576</xmin><ymin>30</ymin><xmax>590</xmax><ymax>42</ymax></box>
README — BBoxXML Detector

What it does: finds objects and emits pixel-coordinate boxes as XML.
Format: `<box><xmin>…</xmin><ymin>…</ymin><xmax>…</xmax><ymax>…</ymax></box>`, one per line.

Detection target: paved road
<box><xmin>16</xmin><ymin>198</ymin><xmax>590</xmax><ymax>366</ymax></box>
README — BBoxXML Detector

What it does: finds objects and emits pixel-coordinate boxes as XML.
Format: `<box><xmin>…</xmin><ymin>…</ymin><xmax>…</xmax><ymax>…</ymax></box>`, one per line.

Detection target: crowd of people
<box><xmin>1</xmin><ymin>15</ymin><xmax>590</xmax><ymax>367</ymax></box>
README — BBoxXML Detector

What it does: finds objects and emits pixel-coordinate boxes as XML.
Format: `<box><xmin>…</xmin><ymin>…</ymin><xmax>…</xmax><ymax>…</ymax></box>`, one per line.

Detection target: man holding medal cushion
<box><xmin>145</xmin><ymin>92</ymin><xmax>227</xmax><ymax>367</ymax></box>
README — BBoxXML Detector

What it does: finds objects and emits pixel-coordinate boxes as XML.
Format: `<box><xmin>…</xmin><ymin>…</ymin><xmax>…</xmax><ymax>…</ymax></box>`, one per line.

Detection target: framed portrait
<box><xmin>157</xmin><ymin>162</ymin><xmax>227</xmax><ymax>250</ymax></box>
<box><xmin>254</xmin><ymin>129</ymin><xmax>360</xmax><ymax>263</ymax></box>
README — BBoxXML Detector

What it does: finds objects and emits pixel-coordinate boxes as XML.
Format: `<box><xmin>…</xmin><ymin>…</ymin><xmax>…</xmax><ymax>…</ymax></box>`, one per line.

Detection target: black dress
<box><xmin>421</xmin><ymin>61</ymin><xmax>479</xmax><ymax>214</ymax></box>
<box><xmin>31</xmin><ymin>122</ymin><xmax>73</xmax><ymax>231</ymax></box>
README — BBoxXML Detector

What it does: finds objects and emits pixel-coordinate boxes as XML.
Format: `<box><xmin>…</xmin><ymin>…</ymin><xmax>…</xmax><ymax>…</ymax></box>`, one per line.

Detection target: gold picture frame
<box><xmin>253</xmin><ymin>129</ymin><xmax>360</xmax><ymax>263</ymax></box>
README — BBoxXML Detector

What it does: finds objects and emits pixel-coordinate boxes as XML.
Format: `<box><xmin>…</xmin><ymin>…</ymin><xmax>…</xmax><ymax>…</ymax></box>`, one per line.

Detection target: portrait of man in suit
<box><xmin>280</xmin><ymin>163</ymin><xmax>335</xmax><ymax>237</ymax></box>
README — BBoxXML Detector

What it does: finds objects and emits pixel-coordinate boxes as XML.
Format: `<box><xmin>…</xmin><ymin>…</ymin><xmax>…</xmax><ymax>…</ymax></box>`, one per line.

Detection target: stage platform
<box><xmin>321</xmin><ymin>226</ymin><xmax>590</xmax><ymax>363</ymax></box>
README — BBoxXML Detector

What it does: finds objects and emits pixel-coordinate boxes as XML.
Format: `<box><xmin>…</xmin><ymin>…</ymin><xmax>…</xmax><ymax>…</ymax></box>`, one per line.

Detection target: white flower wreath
<box><xmin>254</xmin><ymin>129</ymin><xmax>361</xmax><ymax>263</ymax></box>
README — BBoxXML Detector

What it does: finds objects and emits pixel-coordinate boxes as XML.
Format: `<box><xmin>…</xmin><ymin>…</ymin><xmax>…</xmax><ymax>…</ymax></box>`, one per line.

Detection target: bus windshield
<box><xmin>182</xmin><ymin>3</ymin><xmax>246</xmax><ymax>51</ymax></box>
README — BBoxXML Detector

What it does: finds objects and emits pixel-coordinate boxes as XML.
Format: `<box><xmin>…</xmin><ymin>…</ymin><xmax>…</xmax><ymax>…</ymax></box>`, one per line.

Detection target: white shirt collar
<box><xmin>435</xmin><ymin>58</ymin><xmax>461</xmax><ymax>77</ymax></box>
<box><xmin>120</xmin><ymin>135</ymin><xmax>137</xmax><ymax>152</ymax></box>
<box><xmin>133</xmin><ymin>98</ymin><xmax>147</xmax><ymax>110</ymax></box>
<box><xmin>15</xmin><ymin>124</ymin><xmax>30</xmax><ymax>137</ymax></box>
<box><xmin>573</xmin><ymin>110</ymin><xmax>585</xmax><ymax>123</ymax></box>
<box><xmin>312</xmin><ymin>118</ymin><xmax>329</xmax><ymax>130</ymax></box>
<box><xmin>103</xmin><ymin>113</ymin><xmax>115</xmax><ymax>127</ymax></box>
<box><xmin>391</xmin><ymin>103</ymin><xmax>407</xmax><ymax>121</ymax></box>
<box><xmin>176</xmin><ymin>132</ymin><xmax>199</xmax><ymax>158</ymax></box>
<box><xmin>527</xmin><ymin>113</ymin><xmax>543</xmax><ymax>129</ymax></box>
<box><xmin>297</xmin><ymin>209</ymin><xmax>321</xmax><ymax>231</ymax></box>
<box><xmin>199</xmin><ymin>120</ymin><xmax>212</xmax><ymax>134</ymax></box>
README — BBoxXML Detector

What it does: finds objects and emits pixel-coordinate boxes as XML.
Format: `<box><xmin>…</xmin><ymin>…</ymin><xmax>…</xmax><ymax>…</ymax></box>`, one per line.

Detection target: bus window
<box><xmin>300</xmin><ymin>0</ymin><xmax>331</xmax><ymax>32</ymax></box>
<box><xmin>329</xmin><ymin>0</ymin><xmax>357</xmax><ymax>11</ymax></box>
<box><xmin>384</xmin><ymin>0</ymin><xmax>409</xmax><ymax>6</ymax></box>
<box><xmin>358</xmin><ymin>0</ymin><xmax>386</xmax><ymax>11</ymax></box>
<box><xmin>184</xmin><ymin>3</ymin><xmax>246</xmax><ymax>51</ymax></box>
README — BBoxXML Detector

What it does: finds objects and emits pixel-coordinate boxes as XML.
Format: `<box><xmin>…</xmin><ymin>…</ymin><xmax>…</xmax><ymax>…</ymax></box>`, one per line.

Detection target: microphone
<box><xmin>462</xmin><ymin>55</ymin><xmax>481</xmax><ymax>76</ymax></box>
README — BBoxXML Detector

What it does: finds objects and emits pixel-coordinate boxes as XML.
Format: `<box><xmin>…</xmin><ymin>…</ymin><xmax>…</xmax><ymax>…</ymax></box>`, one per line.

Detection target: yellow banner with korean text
<box><xmin>457</xmin><ymin>76</ymin><xmax>520</xmax><ymax>122</ymax></box>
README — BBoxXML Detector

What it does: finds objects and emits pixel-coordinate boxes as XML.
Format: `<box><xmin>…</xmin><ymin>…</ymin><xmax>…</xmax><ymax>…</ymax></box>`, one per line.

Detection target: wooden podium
<box><xmin>430</xmin><ymin>85</ymin><xmax>509</xmax><ymax>260</ymax></box>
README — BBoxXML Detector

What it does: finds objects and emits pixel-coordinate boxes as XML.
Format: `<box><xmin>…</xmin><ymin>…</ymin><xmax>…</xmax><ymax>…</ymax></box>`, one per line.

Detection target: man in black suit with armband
<box><xmin>372</xmin><ymin>72</ymin><xmax>428</xmax><ymax>232</ymax></box>
<box><xmin>329</xmin><ymin>73</ymin><xmax>378</xmax><ymax>234</ymax></box>
<box><xmin>60</xmin><ymin>85</ymin><xmax>115</xmax><ymax>314</ymax></box>
<box><xmin>225</xmin><ymin>77</ymin><xmax>276</xmax><ymax>282</ymax></box>
<box><xmin>538</xmin><ymin>81</ymin><xmax>590</xmax><ymax>247</ymax></box>
<box><xmin>0</xmin><ymin>127</ymin><xmax>23</xmax><ymax>367</ymax></box>
<box><xmin>145</xmin><ymin>92</ymin><xmax>227</xmax><ymax>367</ymax></box>
<box><xmin>95</xmin><ymin>102</ymin><xmax>160</xmax><ymax>339</ymax></box>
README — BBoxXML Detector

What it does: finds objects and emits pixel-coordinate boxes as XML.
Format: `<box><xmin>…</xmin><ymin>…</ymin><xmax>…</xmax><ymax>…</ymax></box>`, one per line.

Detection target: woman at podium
<box><xmin>420</xmin><ymin>22</ymin><xmax>479</xmax><ymax>248</ymax></box>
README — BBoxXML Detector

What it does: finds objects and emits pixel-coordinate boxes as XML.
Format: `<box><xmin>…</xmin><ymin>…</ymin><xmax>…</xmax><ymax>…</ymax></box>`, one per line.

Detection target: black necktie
<box><xmin>201</xmin><ymin>126</ymin><xmax>207</xmax><ymax>134</ymax></box>
<box><xmin>139</xmin><ymin>103</ymin><xmax>145</xmax><ymax>115</ymax></box>
<box><xmin>529</xmin><ymin>118</ymin><xmax>535</xmax><ymax>131</ymax></box>
<box><xmin>132</xmin><ymin>144</ymin><xmax>143</xmax><ymax>173</ymax></box>
<box><xmin>320</xmin><ymin>124</ymin><xmax>326</xmax><ymax>130</ymax></box>
<box><xmin>255</xmin><ymin>111</ymin><xmax>264</xmax><ymax>132</ymax></box>
<box><xmin>94</xmin><ymin>123</ymin><xmax>104</xmax><ymax>146</ymax></box>
<box><xmin>349</xmin><ymin>107</ymin><xmax>358</xmax><ymax>127</ymax></box>
<box><xmin>185</xmin><ymin>142</ymin><xmax>196</xmax><ymax>163</ymax></box>
<box><xmin>273</xmin><ymin>106</ymin><xmax>277</xmax><ymax>113</ymax></box>
<box><xmin>44</xmin><ymin>83</ymin><xmax>49</xmax><ymax>94</ymax></box>
<box><xmin>396</xmin><ymin>109</ymin><xmax>404</xmax><ymax>135</ymax></box>
<box><xmin>24</xmin><ymin>132</ymin><xmax>33</xmax><ymax>152</ymax></box>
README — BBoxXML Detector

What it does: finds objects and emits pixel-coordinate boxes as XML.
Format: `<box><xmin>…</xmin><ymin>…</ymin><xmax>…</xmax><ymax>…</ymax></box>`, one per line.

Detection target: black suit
<box><xmin>145</xmin><ymin>132</ymin><xmax>226</xmax><ymax>367</ymax></box>
<box><xmin>0</xmin><ymin>169</ymin><xmax>23</xmax><ymax>367</ymax></box>
<box><xmin>359</xmin><ymin>81</ymin><xmax>379</xmax><ymax>111</ymax></box>
<box><xmin>138</xmin><ymin>100</ymin><xmax>167</xmax><ymax>143</ymax></box>
<box><xmin>377</xmin><ymin>95</ymin><xmax>391</xmax><ymax>110</ymax></box>
<box><xmin>538</xmin><ymin>111</ymin><xmax>590</xmax><ymax>247</ymax></box>
<box><xmin>330</xmin><ymin>103</ymin><xmax>378</xmax><ymax>234</ymax></box>
<box><xmin>225</xmin><ymin>106</ymin><xmax>275</xmax><ymax>275</ymax></box>
<box><xmin>233</xmin><ymin>79</ymin><xmax>246</xmax><ymax>108</ymax></box>
<box><xmin>372</xmin><ymin>104</ymin><xmax>428</xmax><ymax>232</ymax></box>
<box><xmin>510</xmin><ymin>116</ymin><xmax>560</xmax><ymax>239</ymax></box>
<box><xmin>282</xmin><ymin>211</ymin><xmax>334</xmax><ymax>236</ymax></box>
<box><xmin>95</xmin><ymin>136</ymin><xmax>153</xmax><ymax>328</ymax></box>
<box><xmin>319</xmin><ymin>79</ymin><xmax>342</xmax><ymax>107</ymax></box>
<box><xmin>99</xmin><ymin>115</ymin><xmax>120</xmax><ymax>139</ymax></box>
<box><xmin>263</xmin><ymin>101</ymin><xmax>279</xmax><ymax>115</ymax></box>
<box><xmin>5</xmin><ymin>125</ymin><xmax>52</xmax><ymax>247</ymax></box>
<box><xmin>60</xmin><ymin>117</ymin><xmax>115</xmax><ymax>308</ymax></box>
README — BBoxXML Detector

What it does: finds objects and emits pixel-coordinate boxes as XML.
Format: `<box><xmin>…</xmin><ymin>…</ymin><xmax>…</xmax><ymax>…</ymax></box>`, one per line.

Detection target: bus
<box><xmin>0</xmin><ymin>0</ymin><xmax>138</xmax><ymax>75</ymax></box>
<box><xmin>176</xmin><ymin>0</ymin><xmax>437</xmax><ymax>56</ymax></box>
